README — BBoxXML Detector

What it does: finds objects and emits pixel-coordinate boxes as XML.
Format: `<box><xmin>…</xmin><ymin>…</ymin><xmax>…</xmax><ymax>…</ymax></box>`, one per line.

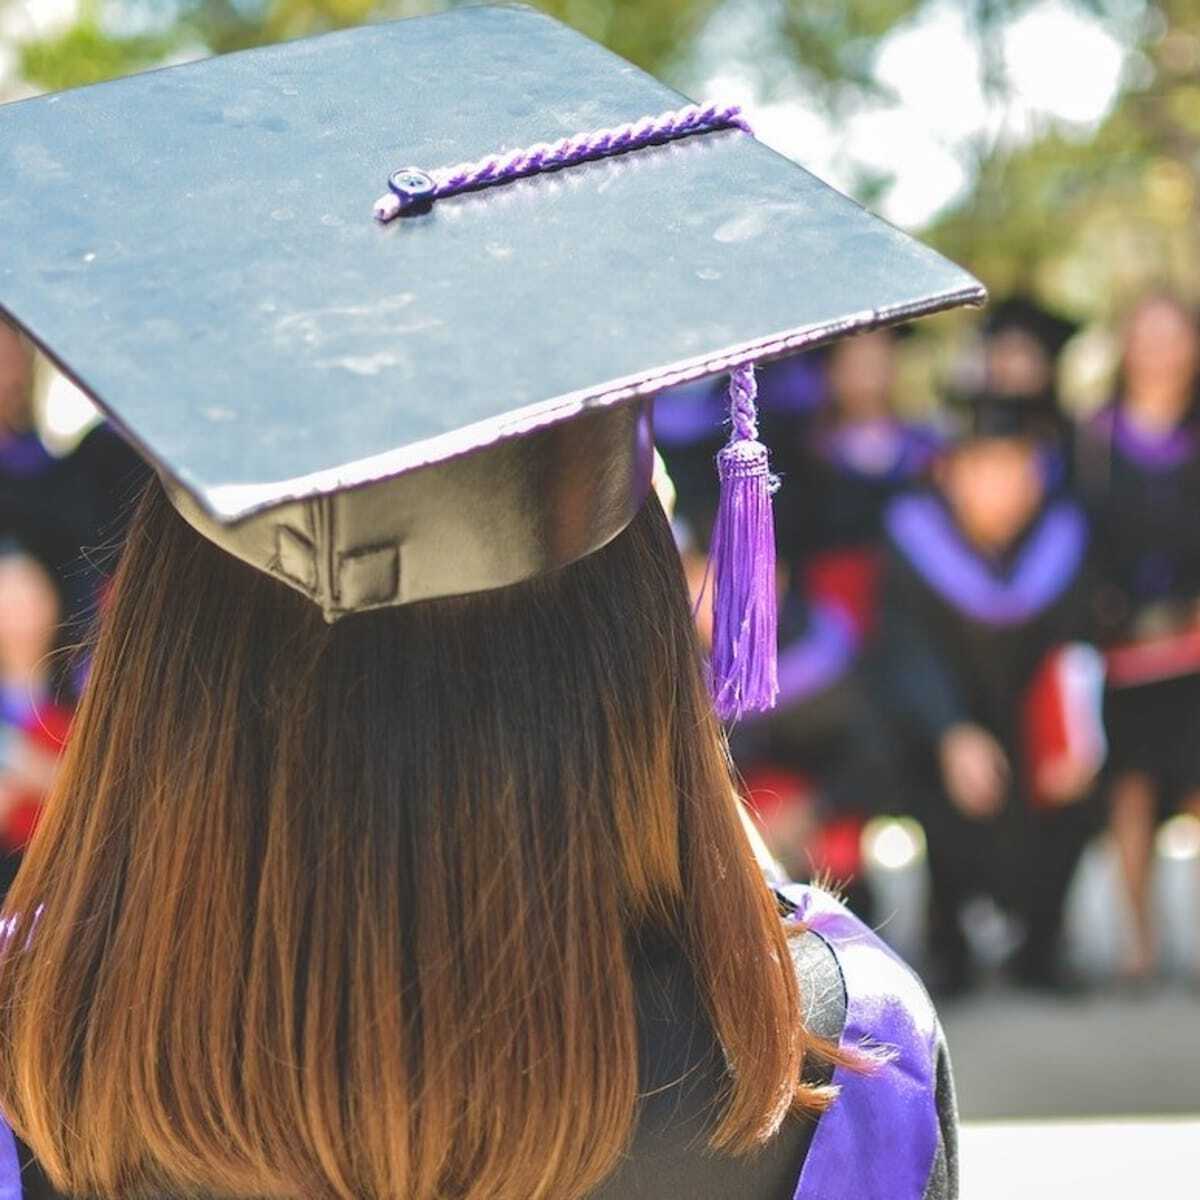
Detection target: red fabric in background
<box><xmin>742</xmin><ymin>766</ymin><xmax>814</xmax><ymax>824</ymax></box>
<box><xmin>23</xmin><ymin>703</ymin><xmax>71</xmax><ymax>753</ymax></box>
<box><xmin>1023</xmin><ymin>645</ymin><xmax>1106</xmax><ymax>809</ymax></box>
<box><xmin>0</xmin><ymin>701</ymin><xmax>72</xmax><ymax>851</ymax></box>
<box><xmin>742</xmin><ymin>768</ymin><xmax>865</xmax><ymax>882</ymax></box>
<box><xmin>805</xmin><ymin>549</ymin><xmax>882</xmax><ymax>640</ymax></box>
<box><xmin>811</xmin><ymin>816</ymin><xmax>865</xmax><ymax>882</ymax></box>
<box><xmin>3</xmin><ymin>797</ymin><xmax>41</xmax><ymax>850</ymax></box>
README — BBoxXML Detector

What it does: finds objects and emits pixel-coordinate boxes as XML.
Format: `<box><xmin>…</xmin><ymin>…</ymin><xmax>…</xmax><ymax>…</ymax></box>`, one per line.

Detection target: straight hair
<box><xmin>0</xmin><ymin>480</ymin><xmax>831</xmax><ymax>1199</ymax></box>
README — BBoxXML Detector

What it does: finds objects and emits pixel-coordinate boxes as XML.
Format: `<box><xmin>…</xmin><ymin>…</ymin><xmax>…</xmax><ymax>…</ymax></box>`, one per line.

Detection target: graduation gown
<box><xmin>0</xmin><ymin>423</ymin><xmax>148</xmax><ymax>651</ymax></box>
<box><xmin>876</xmin><ymin>490</ymin><xmax>1098</xmax><ymax>972</ymax></box>
<box><xmin>778</xmin><ymin>420</ymin><xmax>941</xmax><ymax>559</ymax></box>
<box><xmin>1078</xmin><ymin>404</ymin><xmax>1200</xmax><ymax>804</ymax></box>
<box><xmin>1</xmin><ymin>886</ymin><xmax>957</xmax><ymax>1200</ymax></box>
<box><xmin>733</xmin><ymin>422</ymin><xmax>940</xmax><ymax>827</ymax></box>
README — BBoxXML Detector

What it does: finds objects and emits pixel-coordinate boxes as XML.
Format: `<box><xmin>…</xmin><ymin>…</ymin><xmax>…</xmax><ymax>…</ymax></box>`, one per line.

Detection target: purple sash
<box><xmin>776</xmin><ymin>601</ymin><xmax>858</xmax><ymax>707</ymax></box>
<box><xmin>886</xmin><ymin>493</ymin><xmax>1087</xmax><ymax>626</ymax></box>
<box><xmin>0</xmin><ymin>433</ymin><xmax>54</xmax><ymax>480</ymax></box>
<box><xmin>0</xmin><ymin>1115</ymin><xmax>18</xmax><ymax>1199</ymax></box>
<box><xmin>816</xmin><ymin>421</ymin><xmax>941</xmax><ymax>483</ymax></box>
<box><xmin>783</xmin><ymin>884</ymin><xmax>940</xmax><ymax>1200</ymax></box>
<box><xmin>1091</xmin><ymin>405</ymin><xmax>1200</xmax><ymax>472</ymax></box>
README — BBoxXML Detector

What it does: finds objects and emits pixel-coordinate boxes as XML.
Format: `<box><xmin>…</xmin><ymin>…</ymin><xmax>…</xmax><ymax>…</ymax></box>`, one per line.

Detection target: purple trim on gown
<box><xmin>783</xmin><ymin>884</ymin><xmax>939</xmax><ymax>1200</ymax></box>
<box><xmin>776</xmin><ymin>601</ymin><xmax>858</xmax><ymax>707</ymax></box>
<box><xmin>815</xmin><ymin>421</ymin><xmax>941</xmax><ymax>483</ymax></box>
<box><xmin>886</xmin><ymin>493</ymin><xmax>1087</xmax><ymax>626</ymax></box>
<box><xmin>1090</xmin><ymin>405</ymin><xmax>1200</xmax><ymax>472</ymax></box>
<box><xmin>0</xmin><ymin>432</ymin><xmax>54</xmax><ymax>480</ymax></box>
<box><xmin>652</xmin><ymin>377</ymin><xmax>727</xmax><ymax>446</ymax></box>
<box><xmin>0</xmin><ymin>1114</ymin><xmax>18</xmax><ymax>1199</ymax></box>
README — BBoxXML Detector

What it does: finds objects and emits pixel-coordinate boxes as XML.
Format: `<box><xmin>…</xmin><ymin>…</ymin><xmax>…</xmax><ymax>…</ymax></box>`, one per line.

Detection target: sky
<box><xmin>696</xmin><ymin>0</ymin><xmax>1134</xmax><ymax>228</ymax></box>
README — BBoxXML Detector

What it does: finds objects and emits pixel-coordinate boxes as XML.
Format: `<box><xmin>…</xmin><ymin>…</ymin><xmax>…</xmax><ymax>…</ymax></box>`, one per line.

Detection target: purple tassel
<box><xmin>708</xmin><ymin>364</ymin><xmax>779</xmax><ymax>721</ymax></box>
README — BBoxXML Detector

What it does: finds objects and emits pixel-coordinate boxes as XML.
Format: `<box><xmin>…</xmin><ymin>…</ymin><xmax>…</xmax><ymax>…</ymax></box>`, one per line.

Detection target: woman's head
<box><xmin>0</xmin><ymin>478</ymin><xmax>823</xmax><ymax>1200</ymax></box>
<box><xmin>1120</xmin><ymin>291</ymin><xmax>1200</xmax><ymax>421</ymax></box>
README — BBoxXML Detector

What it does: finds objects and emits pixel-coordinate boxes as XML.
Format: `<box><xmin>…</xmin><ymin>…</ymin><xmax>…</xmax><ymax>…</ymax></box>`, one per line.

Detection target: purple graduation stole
<box><xmin>0</xmin><ymin>1114</ymin><xmax>18</xmax><ymax>1199</ymax></box>
<box><xmin>886</xmin><ymin>493</ymin><xmax>1087</xmax><ymax>626</ymax></box>
<box><xmin>782</xmin><ymin>883</ymin><xmax>941</xmax><ymax>1200</ymax></box>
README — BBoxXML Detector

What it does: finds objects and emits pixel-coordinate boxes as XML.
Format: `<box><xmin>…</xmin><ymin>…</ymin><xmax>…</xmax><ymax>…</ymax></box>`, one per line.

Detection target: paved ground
<box><xmin>864</xmin><ymin>831</ymin><xmax>1200</xmax><ymax>1123</ymax></box>
<box><xmin>862</xmin><ymin>830</ymin><xmax>1200</xmax><ymax>1196</ymax></box>
<box><xmin>944</xmin><ymin>984</ymin><xmax>1200</xmax><ymax>1120</ymax></box>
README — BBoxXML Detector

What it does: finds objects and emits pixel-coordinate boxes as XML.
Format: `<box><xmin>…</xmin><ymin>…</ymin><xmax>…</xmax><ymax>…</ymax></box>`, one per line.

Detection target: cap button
<box><xmin>388</xmin><ymin>168</ymin><xmax>437</xmax><ymax>212</ymax></box>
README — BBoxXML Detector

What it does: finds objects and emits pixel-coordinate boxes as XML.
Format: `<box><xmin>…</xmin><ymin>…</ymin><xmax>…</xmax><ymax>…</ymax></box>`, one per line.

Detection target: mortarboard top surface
<box><xmin>0</xmin><ymin>3</ymin><xmax>985</xmax><ymax>524</ymax></box>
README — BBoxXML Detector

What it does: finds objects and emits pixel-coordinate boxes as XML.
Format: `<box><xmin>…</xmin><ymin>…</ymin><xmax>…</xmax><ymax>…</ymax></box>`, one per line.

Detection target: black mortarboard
<box><xmin>964</xmin><ymin>394</ymin><xmax>1060</xmax><ymax>441</ymax></box>
<box><xmin>981</xmin><ymin>294</ymin><xmax>1078</xmax><ymax>359</ymax></box>
<box><xmin>0</xmin><ymin>5</ymin><xmax>982</xmax><ymax>706</ymax></box>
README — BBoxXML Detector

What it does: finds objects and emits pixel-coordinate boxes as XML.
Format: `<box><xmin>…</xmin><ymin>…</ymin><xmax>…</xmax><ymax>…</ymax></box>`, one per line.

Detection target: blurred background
<box><xmin>2</xmin><ymin>0</ymin><xmax>1200</xmax><ymax>1194</ymax></box>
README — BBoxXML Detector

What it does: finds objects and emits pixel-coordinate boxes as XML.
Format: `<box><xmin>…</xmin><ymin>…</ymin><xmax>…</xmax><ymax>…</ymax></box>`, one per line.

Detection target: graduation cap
<box><xmin>981</xmin><ymin>294</ymin><xmax>1078</xmax><ymax>360</ymax></box>
<box><xmin>0</xmin><ymin>4</ymin><xmax>984</xmax><ymax>718</ymax></box>
<box><xmin>961</xmin><ymin>394</ymin><xmax>1063</xmax><ymax>441</ymax></box>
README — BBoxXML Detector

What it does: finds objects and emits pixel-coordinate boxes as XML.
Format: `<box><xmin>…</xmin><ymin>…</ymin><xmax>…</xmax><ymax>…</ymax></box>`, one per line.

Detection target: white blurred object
<box><xmin>961</xmin><ymin>1119</ymin><xmax>1200</xmax><ymax>1200</ymax></box>
<box><xmin>863</xmin><ymin>816</ymin><xmax>926</xmax><ymax>873</ymax></box>
<box><xmin>1157</xmin><ymin>813</ymin><xmax>1200</xmax><ymax>863</ymax></box>
<box><xmin>1065</xmin><ymin>826</ymin><xmax>1200</xmax><ymax>978</ymax></box>
<box><xmin>862</xmin><ymin>817</ymin><xmax>927</xmax><ymax>964</ymax></box>
<box><xmin>694</xmin><ymin>0</ymin><xmax>1129</xmax><ymax>230</ymax></box>
<box><xmin>1004</xmin><ymin>2</ymin><xmax>1127</xmax><ymax>128</ymax></box>
<box><xmin>1156</xmin><ymin>815</ymin><xmax>1200</xmax><ymax>976</ymax></box>
<box><xmin>37</xmin><ymin>368</ymin><xmax>100</xmax><ymax>455</ymax></box>
<box><xmin>962</xmin><ymin>895</ymin><xmax>1022</xmax><ymax>969</ymax></box>
<box><xmin>650</xmin><ymin>450</ymin><xmax>676</xmax><ymax>522</ymax></box>
<box><xmin>738</xmin><ymin>799</ymin><xmax>788</xmax><ymax>886</ymax></box>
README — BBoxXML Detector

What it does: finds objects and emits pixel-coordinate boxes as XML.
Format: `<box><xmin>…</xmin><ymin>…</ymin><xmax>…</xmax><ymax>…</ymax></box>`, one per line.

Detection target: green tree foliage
<box><xmin>927</xmin><ymin>1</ymin><xmax>1200</xmax><ymax>313</ymax></box>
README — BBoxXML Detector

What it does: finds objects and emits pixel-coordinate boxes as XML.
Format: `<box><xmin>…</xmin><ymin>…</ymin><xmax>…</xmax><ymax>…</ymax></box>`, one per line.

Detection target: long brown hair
<box><xmin>0</xmin><ymin>479</ymin><xmax>829</xmax><ymax>1199</ymax></box>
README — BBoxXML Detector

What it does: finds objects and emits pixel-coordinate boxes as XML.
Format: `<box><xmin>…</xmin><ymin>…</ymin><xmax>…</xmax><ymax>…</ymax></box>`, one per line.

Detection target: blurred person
<box><xmin>0</xmin><ymin>552</ymin><xmax>64</xmax><ymax>896</ymax></box>
<box><xmin>972</xmin><ymin>295</ymin><xmax>1076</xmax><ymax>416</ymax></box>
<box><xmin>0</xmin><ymin>317</ymin><xmax>147</xmax><ymax>682</ymax></box>
<box><xmin>0</xmin><ymin>538</ymin><xmax>58</xmax><ymax>723</ymax></box>
<box><xmin>877</xmin><ymin>399</ymin><xmax>1101</xmax><ymax>996</ymax></box>
<box><xmin>0</xmin><ymin>320</ymin><xmax>144</xmax><ymax>898</ymax></box>
<box><xmin>960</xmin><ymin>294</ymin><xmax>1078</xmax><ymax>487</ymax></box>
<box><xmin>780</xmin><ymin>328</ymin><xmax>941</xmax><ymax>634</ymax></box>
<box><xmin>734</xmin><ymin>586</ymin><xmax>896</xmax><ymax>917</ymax></box>
<box><xmin>736</xmin><ymin>330</ymin><xmax>936</xmax><ymax>912</ymax></box>
<box><xmin>1078</xmin><ymin>291</ymin><xmax>1200</xmax><ymax>983</ymax></box>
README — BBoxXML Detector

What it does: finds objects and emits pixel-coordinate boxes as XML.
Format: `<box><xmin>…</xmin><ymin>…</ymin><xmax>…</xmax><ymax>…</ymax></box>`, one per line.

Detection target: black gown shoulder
<box><xmin>590</xmin><ymin>927</ymin><xmax>845</xmax><ymax>1200</ymax></box>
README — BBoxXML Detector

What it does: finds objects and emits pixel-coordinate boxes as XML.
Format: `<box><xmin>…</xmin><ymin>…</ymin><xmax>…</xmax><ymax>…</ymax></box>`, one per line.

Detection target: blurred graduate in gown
<box><xmin>877</xmin><ymin>391</ymin><xmax>1103</xmax><ymax>996</ymax></box>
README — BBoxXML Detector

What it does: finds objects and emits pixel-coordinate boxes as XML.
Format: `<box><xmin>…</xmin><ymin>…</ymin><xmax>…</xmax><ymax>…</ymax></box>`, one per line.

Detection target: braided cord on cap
<box><xmin>374</xmin><ymin>101</ymin><xmax>749</xmax><ymax>221</ymax></box>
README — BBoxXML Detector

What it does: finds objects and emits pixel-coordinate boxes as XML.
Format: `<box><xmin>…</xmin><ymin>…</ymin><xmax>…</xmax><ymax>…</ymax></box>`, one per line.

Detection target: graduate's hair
<box><xmin>0</xmin><ymin>478</ymin><xmax>831</xmax><ymax>1200</ymax></box>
